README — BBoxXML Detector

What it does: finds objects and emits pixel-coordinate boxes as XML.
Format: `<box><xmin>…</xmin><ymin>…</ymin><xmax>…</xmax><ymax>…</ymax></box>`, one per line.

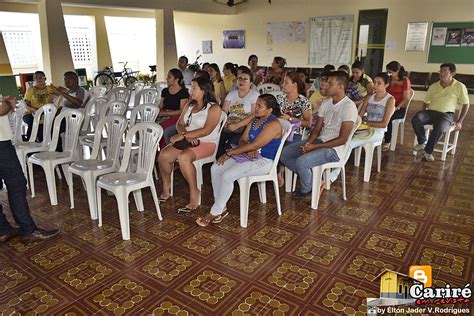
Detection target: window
<box><xmin>0</xmin><ymin>12</ymin><xmax>42</xmax><ymax>73</ymax></box>
<box><xmin>105</xmin><ymin>16</ymin><xmax>156</xmax><ymax>74</ymax></box>
<box><xmin>65</xmin><ymin>15</ymin><xmax>97</xmax><ymax>80</ymax></box>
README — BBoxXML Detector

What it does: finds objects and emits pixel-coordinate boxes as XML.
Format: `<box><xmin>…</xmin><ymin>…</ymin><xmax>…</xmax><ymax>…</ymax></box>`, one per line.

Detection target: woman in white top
<box><xmin>329</xmin><ymin>72</ymin><xmax>395</xmax><ymax>182</ymax></box>
<box><xmin>217</xmin><ymin>66</ymin><xmax>259</xmax><ymax>158</ymax></box>
<box><xmin>158</xmin><ymin>77</ymin><xmax>221</xmax><ymax>211</ymax></box>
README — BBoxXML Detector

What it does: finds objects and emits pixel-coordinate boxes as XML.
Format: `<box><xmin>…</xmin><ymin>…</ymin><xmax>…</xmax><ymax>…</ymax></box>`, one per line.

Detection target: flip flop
<box><xmin>177</xmin><ymin>206</ymin><xmax>197</xmax><ymax>214</ymax></box>
<box><xmin>196</xmin><ymin>214</ymin><xmax>216</xmax><ymax>227</ymax></box>
<box><xmin>211</xmin><ymin>211</ymin><xmax>229</xmax><ymax>224</ymax></box>
<box><xmin>158</xmin><ymin>197</ymin><xmax>169</xmax><ymax>203</ymax></box>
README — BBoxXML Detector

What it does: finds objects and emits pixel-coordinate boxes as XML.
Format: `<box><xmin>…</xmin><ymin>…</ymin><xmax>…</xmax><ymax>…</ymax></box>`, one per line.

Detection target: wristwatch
<box><xmin>181</xmin><ymin>132</ymin><xmax>187</xmax><ymax>139</ymax></box>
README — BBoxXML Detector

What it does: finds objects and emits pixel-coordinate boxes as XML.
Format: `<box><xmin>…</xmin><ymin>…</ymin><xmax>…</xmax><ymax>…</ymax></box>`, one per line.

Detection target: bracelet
<box><xmin>225</xmin><ymin>150</ymin><xmax>232</xmax><ymax>157</ymax></box>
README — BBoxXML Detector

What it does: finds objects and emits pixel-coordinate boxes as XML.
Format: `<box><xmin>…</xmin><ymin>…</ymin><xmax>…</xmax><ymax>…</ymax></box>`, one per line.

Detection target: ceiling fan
<box><xmin>212</xmin><ymin>0</ymin><xmax>248</xmax><ymax>7</ymax></box>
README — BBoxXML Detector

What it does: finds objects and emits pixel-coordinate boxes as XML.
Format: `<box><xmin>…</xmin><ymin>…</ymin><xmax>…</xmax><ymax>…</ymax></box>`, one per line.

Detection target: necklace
<box><xmin>252</xmin><ymin>115</ymin><xmax>272</xmax><ymax>130</ymax></box>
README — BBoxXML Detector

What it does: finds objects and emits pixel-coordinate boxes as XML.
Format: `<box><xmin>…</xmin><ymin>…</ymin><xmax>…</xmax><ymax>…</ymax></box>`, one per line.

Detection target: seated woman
<box><xmin>22</xmin><ymin>71</ymin><xmax>55</xmax><ymax>141</ymax></box>
<box><xmin>223</xmin><ymin>62</ymin><xmax>237</xmax><ymax>93</ymax></box>
<box><xmin>296</xmin><ymin>68</ymin><xmax>311</xmax><ymax>96</ymax></box>
<box><xmin>158</xmin><ymin>68</ymin><xmax>190</xmax><ymax>147</ymax></box>
<box><xmin>265</xmin><ymin>56</ymin><xmax>287</xmax><ymax>85</ymax></box>
<box><xmin>208</xmin><ymin>63</ymin><xmax>226</xmax><ymax>104</ymax></box>
<box><xmin>217</xmin><ymin>66</ymin><xmax>259</xmax><ymax>158</ymax></box>
<box><xmin>350</xmin><ymin>61</ymin><xmax>374</xmax><ymax>97</ymax></box>
<box><xmin>196</xmin><ymin>94</ymin><xmax>283</xmax><ymax>226</ymax></box>
<box><xmin>158</xmin><ymin>77</ymin><xmax>221</xmax><ymax>211</ymax></box>
<box><xmin>338</xmin><ymin>65</ymin><xmax>364</xmax><ymax>107</ymax></box>
<box><xmin>384</xmin><ymin>61</ymin><xmax>411</xmax><ymax>151</ymax></box>
<box><xmin>329</xmin><ymin>72</ymin><xmax>395</xmax><ymax>183</ymax></box>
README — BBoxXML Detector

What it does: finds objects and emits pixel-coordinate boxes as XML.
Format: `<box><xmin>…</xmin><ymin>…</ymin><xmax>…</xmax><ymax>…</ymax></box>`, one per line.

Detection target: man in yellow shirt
<box><xmin>411</xmin><ymin>63</ymin><xmax>469</xmax><ymax>161</ymax></box>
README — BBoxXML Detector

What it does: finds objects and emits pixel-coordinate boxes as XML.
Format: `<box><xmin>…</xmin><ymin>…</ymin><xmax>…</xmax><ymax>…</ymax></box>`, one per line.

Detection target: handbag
<box><xmin>172</xmin><ymin>139</ymin><xmax>200</xmax><ymax>150</ymax></box>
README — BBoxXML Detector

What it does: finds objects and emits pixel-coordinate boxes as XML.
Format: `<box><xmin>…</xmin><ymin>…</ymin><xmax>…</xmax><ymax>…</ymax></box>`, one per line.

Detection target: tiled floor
<box><xmin>1</xmin><ymin>101</ymin><xmax>473</xmax><ymax>315</ymax></box>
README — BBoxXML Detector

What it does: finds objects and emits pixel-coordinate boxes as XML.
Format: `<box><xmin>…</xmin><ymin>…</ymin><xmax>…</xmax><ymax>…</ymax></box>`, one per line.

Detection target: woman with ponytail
<box><xmin>384</xmin><ymin>61</ymin><xmax>411</xmax><ymax>150</ymax></box>
<box><xmin>158</xmin><ymin>68</ymin><xmax>190</xmax><ymax>147</ymax></box>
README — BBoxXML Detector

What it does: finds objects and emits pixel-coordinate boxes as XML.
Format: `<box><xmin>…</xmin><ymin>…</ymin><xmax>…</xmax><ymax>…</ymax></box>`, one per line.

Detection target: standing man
<box><xmin>178</xmin><ymin>56</ymin><xmax>195</xmax><ymax>86</ymax></box>
<box><xmin>412</xmin><ymin>63</ymin><xmax>469</xmax><ymax>161</ymax></box>
<box><xmin>280</xmin><ymin>71</ymin><xmax>359</xmax><ymax>198</ymax></box>
<box><xmin>0</xmin><ymin>96</ymin><xmax>60</xmax><ymax>244</ymax></box>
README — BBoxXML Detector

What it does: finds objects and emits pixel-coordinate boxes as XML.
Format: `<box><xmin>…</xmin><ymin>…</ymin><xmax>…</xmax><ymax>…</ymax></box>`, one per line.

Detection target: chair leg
<box><xmin>133</xmin><ymin>189</ymin><xmax>144</xmax><ymax>212</ymax></box>
<box><xmin>451</xmin><ymin>131</ymin><xmax>460</xmax><ymax>155</ymax></box>
<box><xmin>341</xmin><ymin>166</ymin><xmax>347</xmax><ymax>200</ymax></box>
<box><xmin>311</xmin><ymin>166</ymin><xmax>323</xmax><ymax>209</ymax></box>
<box><xmin>116</xmin><ymin>189</ymin><xmax>131</xmax><ymax>240</ymax></box>
<box><xmin>292</xmin><ymin>173</ymin><xmax>298</xmax><ymax>192</ymax></box>
<box><xmin>149</xmin><ymin>182</ymin><xmax>162</xmax><ymax>220</ymax></box>
<box><xmin>400</xmin><ymin>122</ymin><xmax>405</xmax><ymax>145</ymax></box>
<box><xmin>27</xmin><ymin>160</ymin><xmax>35</xmax><ymax>198</ymax></box>
<box><xmin>55</xmin><ymin>166</ymin><xmax>62</xmax><ymax>180</ymax></box>
<box><xmin>273</xmin><ymin>180</ymin><xmax>282</xmax><ymax>216</ymax></box>
<box><xmin>441</xmin><ymin>131</ymin><xmax>450</xmax><ymax>161</ymax></box>
<box><xmin>390</xmin><ymin>121</ymin><xmax>400</xmax><ymax>151</ymax></box>
<box><xmin>377</xmin><ymin>144</ymin><xmax>382</xmax><ymax>173</ymax></box>
<box><xmin>258</xmin><ymin>182</ymin><xmax>267</xmax><ymax>203</ymax></box>
<box><xmin>96</xmin><ymin>186</ymin><xmax>103</xmax><ymax>226</ymax></box>
<box><xmin>170</xmin><ymin>167</ymin><xmax>174</xmax><ymax>196</ymax></box>
<box><xmin>153</xmin><ymin>165</ymin><xmax>159</xmax><ymax>180</ymax></box>
<box><xmin>44</xmin><ymin>164</ymin><xmax>58</xmax><ymax>205</ymax></box>
<box><xmin>363</xmin><ymin>144</ymin><xmax>375</xmax><ymax>182</ymax></box>
<box><xmin>284</xmin><ymin>167</ymin><xmax>293</xmax><ymax>193</ymax></box>
<box><xmin>238</xmin><ymin>178</ymin><xmax>250</xmax><ymax>228</ymax></box>
<box><xmin>61</xmin><ymin>164</ymin><xmax>69</xmax><ymax>186</ymax></box>
<box><xmin>18</xmin><ymin>151</ymin><xmax>28</xmax><ymax>181</ymax></box>
<box><xmin>354</xmin><ymin>147</ymin><xmax>362</xmax><ymax>167</ymax></box>
<box><xmin>83</xmin><ymin>174</ymin><xmax>98</xmax><ymax>220</ymax></box>
<box><xmin>67</xmin><ymin>171</ymin><xmax>75</xmax><ymax>209</ymax></box>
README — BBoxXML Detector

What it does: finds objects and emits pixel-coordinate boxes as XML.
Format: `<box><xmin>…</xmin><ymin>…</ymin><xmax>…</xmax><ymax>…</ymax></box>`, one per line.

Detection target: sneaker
<box><xmin>423</xmin><ymin>152</ymin><xmax>435</xmax><ymax>162</ymax></box>
<box><xmin>414</xmin><ymin>143</ymin><xmax>426</xmax><ymax>151</ymax></box>
<box><xmin>292</xmin><ymin>190</ymin><xmax>311</xmax><ymax>199</ymax></box>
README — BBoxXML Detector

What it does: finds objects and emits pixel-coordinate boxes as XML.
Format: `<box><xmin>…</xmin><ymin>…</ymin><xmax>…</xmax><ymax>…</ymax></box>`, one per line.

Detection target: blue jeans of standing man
<box><xmin>411</xmin><ymin>110</ymin><xmax>454</xmax><ymax>154</ymax></box>
<box><xmin>0</xmin><ymin>140</ymin><xmax>36</xmax><ymax>236</ymax></box>
<box><xmin>280</xmin><ymin>139</ymin><xmax>340</xmax><ymax>193</ymax></box>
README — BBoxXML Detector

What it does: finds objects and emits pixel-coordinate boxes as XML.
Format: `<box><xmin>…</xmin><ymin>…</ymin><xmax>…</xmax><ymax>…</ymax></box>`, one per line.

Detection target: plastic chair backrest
<box><xmin>101</xmin><ymin>100</ymin><xmax>128</xmax><ymax>118</ymax></box>
<box><xmin>271</xmin><ymin>119</ymin><xmax>292</xmax><ymax>173</ymax></box>
<box><xmin>258</xmin><ymin>83</ymin><xmax>281</xmax><ymax>94</ymax></box>
<box><xmin>129</xmin><ymin>104</ymin><xmax>160</xmax><ymax>127</ymax></box>
<box><xmin>29</xmin><ymin>104</ymin><xmax>57</xmax><ymax>145</ymax></box>
<box><xmin>107</xmin><ymin>87</ymin><xmax>132</xmax><ymax>104</ymax></box>
<box><xmin>402</xmin><ymin>89</ymin><xmax>415</xmax><ymax>121</ymax></box>
<box><xmin>89</xmin><ymin>86</ymin><xmax>107</xmax><ymax>98</ymax></box>
<box><xmin>342</xmin><ymin>116</ymin><xmax>362</xmax><ymax>155</ymax></box>
<box><xmin>12</xmin><ymin>101</ymin><xmax>27</xmax><ymax>143</ymax></box>
<box><xmin>90</xmin><ymin>115</ymin><xmax>127</xmax><ymax>165</ymax></box>
<box><xmin>135</xmin><ymin>88</ymin><xmax>159</xmax><ymax>106</ymax></box>
<box><xmin>88</xmin><ymin>97</ymin><xmax>109</xmax><ymax>129</ymax></box>
<box><xmin>119</xmin><ymin>123</ymin><xmax>163</xmax><ymax>176</ymax></box>
<box><xmin>269</xmin><ymin>91</ymin><xmax>284</xmax><ymax>99</ymax></box>
<box><xmin>49</xmin><ymin>108</ymin><xmax>84</xmax><ymax>152</ymax></box>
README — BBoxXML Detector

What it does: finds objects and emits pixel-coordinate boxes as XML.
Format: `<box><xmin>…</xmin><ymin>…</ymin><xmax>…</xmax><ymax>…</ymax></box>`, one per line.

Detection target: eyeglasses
<box><xmin>237</xmin><ymin>77</ymin><xmax>250</xmax><ymax>82</ymax></box>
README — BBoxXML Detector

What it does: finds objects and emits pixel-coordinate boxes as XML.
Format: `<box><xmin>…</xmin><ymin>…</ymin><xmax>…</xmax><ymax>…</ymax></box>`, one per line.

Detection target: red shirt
<box><xmin>387</xmin><ymin>78</ymin><xmax>411</xmax><ymax>108</ymax></box>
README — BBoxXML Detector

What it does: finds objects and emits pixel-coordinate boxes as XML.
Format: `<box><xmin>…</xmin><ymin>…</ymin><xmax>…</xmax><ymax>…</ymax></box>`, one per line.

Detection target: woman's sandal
<box><xmin>211</xmin><ymin>211</ymin><xmax>229</xmax><ymax>224</ymax></box>
<box><xmin>158</xmin><ymin>196</ymin><xmax>169</xmax><ymax>203</ymax></box>
<box><xmin>196</xmin><ymin>214</ymin><xmax>217</xmax><ymax>227</ymax></box>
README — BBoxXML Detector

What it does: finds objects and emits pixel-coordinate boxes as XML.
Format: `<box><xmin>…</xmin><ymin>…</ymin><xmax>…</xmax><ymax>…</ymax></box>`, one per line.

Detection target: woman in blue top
<box><xmin>196</xmin><ymin>94</ymin><xmax>283</xmax><ymax>226</ymax></box>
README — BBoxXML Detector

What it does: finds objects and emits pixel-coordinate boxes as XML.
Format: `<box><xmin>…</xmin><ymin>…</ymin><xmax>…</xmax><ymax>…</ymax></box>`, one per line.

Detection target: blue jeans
<box><xmin>0</xmin><ymin>140</ymin><xmax>36</xmax><ymax>235</ymax></box>
<box><xmin>411</xmin><ymin>110</ymin><xmax>454</xmax><ymax>154</ymax></box>
<box><xmin>280</xmin><ymin>139</ymin><xmax>339</xmax><ymax>193</ymax></box>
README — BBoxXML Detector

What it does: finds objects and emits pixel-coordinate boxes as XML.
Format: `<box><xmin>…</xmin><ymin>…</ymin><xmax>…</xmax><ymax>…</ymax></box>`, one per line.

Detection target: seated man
<box><xmin>280</xmin><ymin>71</ymin><xmax>358</xmax><ymax>198</ymax></box>
<box><xmin>411</xmin><ymin>63</ymin><xmax>469</xmax><ymax>161</ymax></box>
<box><xmin>51</xmin><ymin>71</ymin><xmax>87</xmax><ymax>109</ymax></box>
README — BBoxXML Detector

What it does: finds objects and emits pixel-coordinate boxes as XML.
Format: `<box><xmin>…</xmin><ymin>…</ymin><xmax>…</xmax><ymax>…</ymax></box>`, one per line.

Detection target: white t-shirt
<box><xmin>0</xmin><ymin>115</ymin><xmax>13</xmax><ymax>141</ymax></box>
<box><xmin>224</xmin><ymin>89</ymin><xmax>259</xmax><ymax>122</ymax></box>
<box><xmin>318</xmin><ymin>96</ymin><xmax>358</xmax><ymax>159</ymax></box>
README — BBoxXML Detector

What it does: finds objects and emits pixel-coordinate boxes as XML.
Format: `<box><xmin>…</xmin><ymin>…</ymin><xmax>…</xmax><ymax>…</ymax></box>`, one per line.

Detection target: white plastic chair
<box><xmin>10</xmin><ymin>101</ymin><xmax>27</xmax><ymax>145</ymax></box>
<box><xmin>134</xmin><ymin>88</ymin><xmax>159</xmax><ymax>107</ymax></box>
<box><xmin>15</xmin><ymin>104</ymin><xmax>57</xmax><ymax>179</ymax></box>
<box><xmin>152</xmin><ymin>81</ymin><xmax>168</xmax><ymax>92</ymax></box>
<box><xmin>390</xmin><ymin>89</ymin><xmax>415</xmax><ymax>151</ymax></box>
<box><xmin>258</xmin><ymin>83</ymin><xmax>281</xmax><ymax>94</ymax></box>
<box><xmin>96</xmin><ymin>123</ymin><xmax>163</xmax><ymax>240</ymax></box>
<box><xmin>107</xmin><ymin>87</ymin><xmax>132</xmax><ymax>105</ymax></box>
<box><xmin>89</xmin><ymin>86</ymin><xmax>107</xmax><ymax>98</ymax></box>
<box><xmin>27</xmin><ymin>109</ymin><xmax>84</xmax><ymax>205</ymax></box>
<box><xmin>169</xmin><ymin>111</ymin><xmax>227</xmax><ymax>202</ymax></box>
<box><xmin>237</xmin><ymin>119</ymin><xmax>291</xmax><ymax>228</ymax></box>
<box><xmin>310</xmin><ymin>116</ymin><xmax>362</xmax><ymax>209</ymax></box>
<box><xmin>412</xmin><ymin>111</ymin><xmax>460</xmax><ymax>161</ymax></box>
<box><xmin>353</xmin><ymin>138</ymin><xmax>382</xmax><ymax>182</ymax></box>
<box><xmin>67</xmin><ymin>115</ymin><xmax>127</xmax><ymax>219</ymax></box>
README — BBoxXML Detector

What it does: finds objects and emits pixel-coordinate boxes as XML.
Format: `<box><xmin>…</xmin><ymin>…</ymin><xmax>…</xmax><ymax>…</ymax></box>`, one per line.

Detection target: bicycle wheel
<box><xmin>94</xmin><ymin>73</ymin><xmax>114</xmax><ymax>92</ymax></box>
<box><xmin>124</xmin><ymin>76</ymin><xmax>138</xmax><ymax>89</ymax></box>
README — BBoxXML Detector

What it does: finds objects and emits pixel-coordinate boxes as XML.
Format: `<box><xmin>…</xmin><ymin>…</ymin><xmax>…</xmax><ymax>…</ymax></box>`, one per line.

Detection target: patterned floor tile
<box><xmin>288</xmin><ymin>237</ymin><xmax>347</xmax><ymax>271</ymax></box>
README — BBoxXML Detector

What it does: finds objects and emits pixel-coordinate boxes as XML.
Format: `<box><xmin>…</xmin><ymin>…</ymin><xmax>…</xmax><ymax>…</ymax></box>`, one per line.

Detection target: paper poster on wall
<box><xmin>308</xmin><ymin>15</ymin><xmax>353</xmax><ymax>64</ymax></box>
<box><xmin>267</xmin><ymin>21</ymin><xmax>307</xmax><ymax>44</ymax></box>
<box><xmin>461</xmin><ymin>28</ymin><xmax>474</xmax><ymax>46</ymax></box>
<box><xmin>405</xmin><ymin>22</ymin><xmax>428</xmax><ymax>51</ymax></box>
<box><xmin>223</xmin><ymin>30</ymin><xmax>245</xmax><ymax>49</ymax></box>
<box><xmin>445</xmin><ymin>28</ymin><xmax>462</xmax><ymax>46</ymax></box>
<box><xmin>431</xmin><ymin>27</ymin><xmax>447</xmax><ymax>46</ymax></box>
<box><xmin>202</xmin><ymin>40</ymin><xmax>212</xmax><ymax>54</ymax></box>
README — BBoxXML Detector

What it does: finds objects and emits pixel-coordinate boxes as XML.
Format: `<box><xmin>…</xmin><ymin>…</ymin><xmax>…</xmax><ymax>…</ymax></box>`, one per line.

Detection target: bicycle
<box><xmin>94</xmin><ymin>62</ymin><xmax>139</xmax><ymax>91</ymax></box>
